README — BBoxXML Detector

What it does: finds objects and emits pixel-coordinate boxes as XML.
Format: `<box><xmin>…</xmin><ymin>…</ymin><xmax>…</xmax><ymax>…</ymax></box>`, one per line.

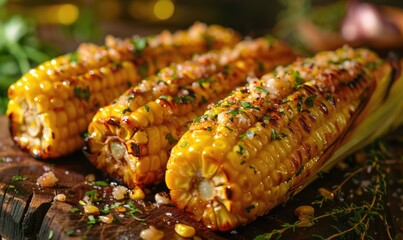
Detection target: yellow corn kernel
<box><xmin>129</xmin><ymin>187</ymin><xmax>145</xmax><ymax>200</ymax></box>
<box><xmin>84</xmin><ymin>204</ymin><xmax>100</xmax><ymax>215</ymax></box>
<box><xmin>174</xmin><ymin>223</ymin><xmax>196</xmax><ymax>238</ymax></box>
<box><xmin>86</xmin><ymin>37</ymin><xmax>296</xmax><ymax>189</ymax></box>
<box><xmin>7</xmin><ymin>23</ymin><xmax>240</xmax><ymax>159</ymax></box>
<box><xmin>166</xmin><ymin>46</ymin><xmax>385</xmax><ymax>231</ymax></box>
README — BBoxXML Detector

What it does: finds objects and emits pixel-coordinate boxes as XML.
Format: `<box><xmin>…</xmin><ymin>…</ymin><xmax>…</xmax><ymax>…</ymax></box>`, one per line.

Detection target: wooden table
<box><xmin>0</xmin><ymin>116</ymin><xmax>402</xmax><ymax>240</ymax></box>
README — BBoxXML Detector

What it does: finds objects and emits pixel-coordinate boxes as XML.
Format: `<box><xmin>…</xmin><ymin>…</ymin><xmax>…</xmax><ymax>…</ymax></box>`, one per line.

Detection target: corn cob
<box><xmin>6</xmin><ymin>22</ymin><xmax>240</xmax><ymax>159</ymax></box>
<box><xmin>85</xmin><ymin>37</ymin><xmax>296</xmax><ymax>188</ymax></box>
<box><xmin>165</xmin><ymin>46</ymin><xmax>389</xmax><ymax>231</ymax></box>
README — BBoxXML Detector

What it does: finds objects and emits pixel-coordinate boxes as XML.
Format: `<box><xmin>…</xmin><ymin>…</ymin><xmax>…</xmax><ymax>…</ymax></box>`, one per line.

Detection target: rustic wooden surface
<box><xmin>0</xmin><ymin>115</ymin><xmax>402</xmax><ymax>240</ymax></box>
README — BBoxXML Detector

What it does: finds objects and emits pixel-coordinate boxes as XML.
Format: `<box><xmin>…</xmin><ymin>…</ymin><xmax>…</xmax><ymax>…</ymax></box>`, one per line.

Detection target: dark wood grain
<box><xmin>0</xmin><ymin>116</ymin><xmax>402</xmax><ymax>240</ymax></box>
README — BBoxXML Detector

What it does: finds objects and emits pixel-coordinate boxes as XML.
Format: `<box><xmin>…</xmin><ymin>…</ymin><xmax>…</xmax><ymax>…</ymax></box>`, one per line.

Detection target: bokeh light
<box><xmin>153</xmin><ymin>0</ymin><xmax>174</xmax><ymax>20</ymax></box>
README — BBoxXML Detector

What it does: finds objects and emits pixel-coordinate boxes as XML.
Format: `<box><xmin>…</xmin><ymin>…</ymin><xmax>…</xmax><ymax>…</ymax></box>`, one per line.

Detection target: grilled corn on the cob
<box><xmin>165</xmin><ymin>46</ymin><xmax>389</xmax><ymax>231</ymax></box>
<box><xmin>85</xmin><ymin>37</ymin><xmax>296</xmax><ymax>188</ymax></box>
<box><xmin>6</xmin><ymin>22</ymin><xmax>240</xmax><ymax>159</ymax></box>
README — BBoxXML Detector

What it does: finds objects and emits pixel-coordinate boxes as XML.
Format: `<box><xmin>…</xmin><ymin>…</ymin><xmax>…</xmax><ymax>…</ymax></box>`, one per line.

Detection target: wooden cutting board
<box><xmin>0</xmin><ymin>116</ymin><xmax>402</xmax><ymax>240</ymax></box>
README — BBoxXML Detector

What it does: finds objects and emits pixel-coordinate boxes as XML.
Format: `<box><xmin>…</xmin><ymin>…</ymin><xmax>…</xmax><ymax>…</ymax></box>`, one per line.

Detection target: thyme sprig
<box><xmin>254</xmin><ymin>140</ymin><xmax>397</xmax><ymax>240</ymax></box>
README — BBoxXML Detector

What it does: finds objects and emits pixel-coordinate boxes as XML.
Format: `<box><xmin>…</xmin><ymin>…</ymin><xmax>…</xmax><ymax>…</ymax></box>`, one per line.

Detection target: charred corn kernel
<box><xmin>139</xmin><ymin>225</ymin><xmax>164</xmax><ymax>240</ymax></box>
<box><xmin>318</xmin><ymin>187</ymin><xmax>334</xmax><ymax>200</ymax></box>
<box><xmin>86</xmin><ymin>37</ymin><xmax>296</xmax><ymax>189</ymax></box>
<box><xmin>98</xmin><ymin>214</ymin><xmax>114</xmax><ymax>224</ymax></box>
<box><xmin>130</xmin><ymin>187</ymin><xmax>146</xmax><ymax>200</ymax></box>
<box><xmin>7</xmin><ymin>22</ymin><xmax>240</xmax><ymax>159</ymax></box>
<box><xmin>84</xmin><ymin>204</ymin><xmax>100</xmax><ymax>215</ymax></box>
<box><xmin>174</xmin><ymin>223</ymin><xmax>196</xmax><ymax>238</ymax></box>
<box><xmin>166</xmin><ymin>46</ymin><xmax>388</xmax><ymax>231</ymax></box>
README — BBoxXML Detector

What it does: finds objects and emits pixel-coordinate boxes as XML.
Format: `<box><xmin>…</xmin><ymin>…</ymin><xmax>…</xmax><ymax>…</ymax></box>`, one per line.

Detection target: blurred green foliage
<box><xmin>0</xmin><ymin>1</ymin><xmax>59</xmax><ymax>114</ymax></box>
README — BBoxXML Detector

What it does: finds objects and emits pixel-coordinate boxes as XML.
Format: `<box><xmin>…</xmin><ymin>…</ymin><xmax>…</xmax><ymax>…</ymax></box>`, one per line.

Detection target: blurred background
<box><xmin>1</xmin><ymin>0</ymin><xmax>403</xmax><ymax>113</ymax></box>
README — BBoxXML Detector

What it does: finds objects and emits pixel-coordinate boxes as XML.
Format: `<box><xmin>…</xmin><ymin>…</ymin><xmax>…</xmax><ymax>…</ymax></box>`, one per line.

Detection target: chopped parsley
<box><xmin>132</xmin><ymin>37</ymin><xmax>147</xmax><ymax>56</ymax></box>
<box><xmin>256</xmin><ymin>87</ymin><xmax>268</xmax><ymax>94</ymax></box>
<box><xmin>122</xmin><ymin>107</ymin><xmax>132</xmax><ymax>114</ymax></box>
<box><xmin>74</xmin><ymin>86</ymin><xmax>91</xmax><ymax>101</ymax></box>
<box><xmin>91</xmin><ymin>181</ymin><xmax>109</xmax><ymax>187</ymax></box>
<box><xmin>12</xmin><ymin>175</ymin><xmax>27</xmax><ymax>181</ymax></box>
<box><xmin>292</xmin><ymin>70</ymin><xmax>304</xmax><ymax>90</ymax></box>
<box><xmin>297</xmin><ymin>95</ymin><xmax>304</xmax><ymax>112</ymax></box>
<box><xmin>245</xmin><ymin>204</ymin><xmax>256</xmax><ymax>213</ymax></box>
<box><xmin>65</xmin><ymin>230</ymin><xmax>74</xmax><ymax>236</ymax></box>
<box><xmin>86</xmin><ymin>215</ymin><xmax>98</xmax><ymax>226</ymax></box>
<box><xmin>223</xmin><ymin>65</ymin><xmax>230</xmax><ymax>75</ymax></box>
<box><xmin>138</xmin><ymin>63</ymin><xmax>149</xmax><ymax>78</ymax></box>
<box><xmin>229</xmin><ymin>109</ymin><xmax>240</xmax><ymax>115</ymax></box>
<box><xmin>271</xmin><ymin>129</ymin><xmax>281</xmax><ymax>141</ymax></box>
<box><xmin>85</xmin><ymin>189</ymin><xmax>100</xmax><ymax>202</ymax></box>
<box><xmin>165</xmin><ymin>133</ymin><xmax>177</xmax><ymax>145</ymax></box>
<box><xmin>68</xmin><ymin>52</ymin><xmax>78</xmax><ymax>64</ymax></box>
<box><xmin>197</xmin><ymin>78</ymin><xmax>213</xmax><ymax>85</ymax></box>
<box><xmin>180</xmin><ymin>141</ymin><xmax>188</xmax><ymax>148</ymax></box>
<box><xmin>305</xmin><ymin>95</ymin><xmax>317</xmax><ymax>108</ymax></box>
<box><xmin>144</xmin><ymin>105</ymin><xmax>150</xmax><ymax>112</ymax></box>
<box><xmin>206</xmin><ymin>126</ymin><xmax>212</xmax><ymax>131</ymax></box>
<box><xmin>100</xmin><ymin>205</ymin><xmax>110</xmax><ymax>214</ymax></box>
<box><xmin>241</xmin><ymin>102</ymin><xmax>260</xmax><ymax>110</ymax></box>
<box><xmin>296</xmin><ymin>165</ymin><xmax>305</xmax><ymax>176</ymax></box>
<box><xmin>236</xmin><ymin>145</ymin><xmax>245</xmax><ymax>155</ymax></box>
<box><xmin>70</xmin><ymin>207</ymin><xmax>79</xmax><ymax>213</ymax></box>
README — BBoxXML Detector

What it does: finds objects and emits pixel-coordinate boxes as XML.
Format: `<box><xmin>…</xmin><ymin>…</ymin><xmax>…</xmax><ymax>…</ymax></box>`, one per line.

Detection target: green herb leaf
<box><xmin>74</xmin><ymin>86</ymin><xmax>91</xmax><ymax>101</ymax></box>
<box><xmin>91</xmin><ymin>181</ymin><xmax>109</xmax><ymax>187</ymax></box>
<box><xmin>65</xmin><ymin>229</ymin><xmax>74</xmax><ymax>236</ymax></box>
<box><xmin>12</xmin><ymin>175</ymin><xmax>27</xmax><ymax>181</ymax></box>
<box><xmin>245</xmin><ymin>204</ymin><xmax>256</xmax><ymax>213</ymax></box>
<box><xmin>122</xmin><ymin>107</ymin><xmax>132</xmax><ymax>114</ymax></box>
<box><xmin>229</xmin><ymin>109</ymin><xmax>240</xmax><ymax>115</ymax></box>
<box><xmin>305</xmin><ymin>95</ymin><xmax>317</xmax><ymax>108</ymax></box>
<box><xmin>86</xmin><ymin>215</ymin><xmax>98</xmax><ymax>225</ymax></box>
<box><xmin>271</xmin><ymin>129</ymin><xmax>281</xmax><ymax>141</ymax></box>
<box><xmin>132</xmin><ymin>37</ymin><xmax>147</xmax><ymax>56</ymax></box>
<box><xmin>165</xmin><ymin>133</ymin><xmax>177</xmax><ymax>145</ymax></box>
<box><xmin>70</xmin><ymin>207</ymin><xmax>79</xmax><ymax>213</ymax></box>
<box><xmin>256</xmin><ymin>87</ymin><xmax>268</xmax><ymax>94</ymax></box>
<box><xmin>144</xmin><ymin>105</ymin><xmax>150</xmax><ymax>112</ymax></box>
<box><xmin>85</xmin><ymin>189</ymin><xmax>100</xmax><ymax>202</ymax></box>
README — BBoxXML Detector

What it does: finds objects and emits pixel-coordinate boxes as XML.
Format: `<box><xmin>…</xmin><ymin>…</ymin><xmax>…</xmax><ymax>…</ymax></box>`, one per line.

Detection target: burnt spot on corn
<box><xmin>299</xmin><ymin>116</ymin><xmax>311</xmax><ymax>133</ymax></box>
<box><xmin>225</xmin><ymin>187</ymin><xmax>233</xmax><ymax>200</ymax></box>
<box><xmin>319</xmin><ymin>102</ymin><xmax>329</xmax><ymax>115</ymax></box>
<box><xmin>107</xmin><ymin>117</ymin><xmax>120</xmax><ymax>127</ymax></box>
<box><xmin>131</xmin><ymin>142</ymin><xmax>141</xmax><ymax>157</ymax></box>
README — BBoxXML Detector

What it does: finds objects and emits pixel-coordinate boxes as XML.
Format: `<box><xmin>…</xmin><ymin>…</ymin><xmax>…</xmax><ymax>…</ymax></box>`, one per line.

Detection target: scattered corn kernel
<box><xmin>297</xmin><ymin>216</ymin><xmax>315</xmax><ymax>227</ymax></box>
<box><xmin>295</xmin><ymin>205</ymin><xmax>314</xmax><ymax>217</ymax></box>
<box><xmin>139</xmin><ymin>225</ymin><xmax>164</xmax><ymax>240</ymax></box>
<box><xmin>318</xmin><ymin>187</ymin><xmax>334</xmax><ymax>200</ymax></box>
<box><xmin>36</xmin><ymin>171</ymin><xmax>59</xmax><ymax>188</ymax></box>
<box><xmin>98</xmin><ymin>214</ymin><xmax>114</xmax><ymax>224</ymax></box>
<box><xmin>155</xmin><ymin>192</ymin><xmax>172</xmax><ymax>205</ymax></box>
<box><xmin>174</xmin><ymin>223</ymin><xmax>196</xmax><ymax>238</ymax></box>
<box><xmin>112</xmin><ymin>185</ymin><xmax>128</xmax><ymax>200</ymax></box>
<box><xmin>84</xmin><ymin>204</ymin><xmax>100</xmax><ymax>215</ymax></box>
<box><xmin>54</xmin><ymin>193</ymin><xmax>66</xmax><ymax>202</ymax></box>
<box><xmin>114</xmin><ymin>205</ymin><xmax>126</xmax><ymax>213</ymax></box>
<box><xmin>130</xmin><ymin>187</ymin><xmax>145</xmax><ymax>200</ymax></box>
<box><xmin>85</xmin><ymin>174</ymin><xmax>96</xmax><ymax>182</ymax></box>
